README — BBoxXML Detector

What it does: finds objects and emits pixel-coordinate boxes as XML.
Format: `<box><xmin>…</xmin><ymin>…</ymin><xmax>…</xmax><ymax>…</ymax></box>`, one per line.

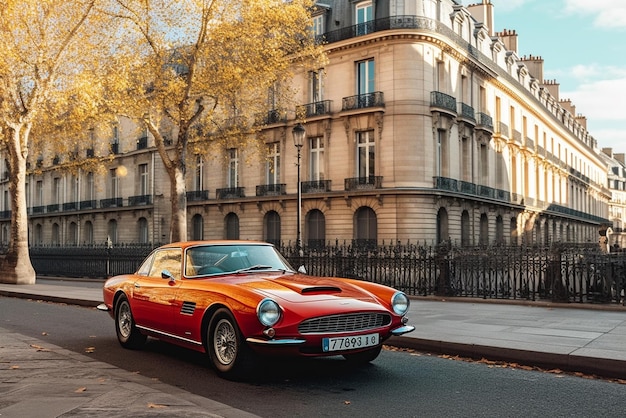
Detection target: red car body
<box><xmin>98</xmin><ymin>241</ymin><xmax>414</xmax><ymax>377</ymax></box>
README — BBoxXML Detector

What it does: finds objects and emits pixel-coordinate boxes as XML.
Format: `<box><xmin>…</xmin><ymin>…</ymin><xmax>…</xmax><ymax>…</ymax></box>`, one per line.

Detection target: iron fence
<box><xmin>20</xmin><ymin>241</ymin><xmax>626</xmax><ymax>305</ymax></box>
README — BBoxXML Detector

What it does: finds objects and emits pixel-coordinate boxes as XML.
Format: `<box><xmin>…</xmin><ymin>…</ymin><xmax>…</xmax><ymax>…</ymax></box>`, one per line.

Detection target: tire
<box><xmin>207</xmin><ymin>308</ymin><xmax>250</xmax><ymax>378</ymax></box>
<box><xmin>114</xmin><ymin>296</ymin><xmax>147</xmax><ymax>349</ymax></box>
<box><xmin>343</xmin><ymin>345</ymin><xmax>382</xmax><ymax>364</ymax></box>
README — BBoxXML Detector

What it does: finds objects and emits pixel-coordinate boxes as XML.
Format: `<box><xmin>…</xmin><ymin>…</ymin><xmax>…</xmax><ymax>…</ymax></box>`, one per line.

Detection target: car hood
<box><xmin>237</xmin><ymin>273</ymin><xmax>380</xmax><ymax>305</ymax></box>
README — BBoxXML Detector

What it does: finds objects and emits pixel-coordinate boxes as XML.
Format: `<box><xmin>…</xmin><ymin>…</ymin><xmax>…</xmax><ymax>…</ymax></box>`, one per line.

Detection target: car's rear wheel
<box><xmin>115</xmin><ymin>296</ymin><xmax>147</xmax><ymax>349</ymax></box>
<box><xmin>207</xmin><ymin>308</ymin><xmax>250</xmax><ymax>378</ymax></box>
<box><xmin>343</xmin><ymin>345</ymin><xmax>382</xmax><ymax>364</ymax></box>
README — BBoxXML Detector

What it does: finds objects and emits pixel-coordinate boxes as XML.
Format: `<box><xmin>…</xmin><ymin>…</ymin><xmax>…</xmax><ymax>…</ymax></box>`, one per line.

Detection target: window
<box><xmin>437</xmin><ymin>208</ymin><xmax>449</xmax><ymax>243</ymax></box>
<box><xmin>356</xmin><ymin>59</ymin><xmax>375</xmax><ymax>95</ymax></box>
<box><xmin>148</xmin><ymin>249</ymin><xmax>182</xmax><ymax>279</ymax></box>
<box><xmin>310</xmin><ymin>70</ymin><xmax>323</xmax><ymax>103</ymax></box>
<box><xmin>436</xmin><ymin>129</ymin><xmax>448</xmax><ymax>177</ymax></box>
<box><xmin>461</xmin><ymin>211</ymin><xmax>470</xmax><ymax>246</ymax></box>
<box><xmin>52</xmin><ymin>223</ymin><xmax>60</xmax><ymax>245</ymax></box>
<box><xmin>110</xmin><ymin>169</ymin><xmax>119</xmax><ymax>198</ymax></box>
<box><xmin>228</xmin><ymin>149</ymin><xmax>239</xmax><ymax>188</ymax></box>
<box><xmin>192</xmin><ymin>214</ymin><xmax>204</xmax><ymax>240</ymax></box>
<box><xmin>68</xmin><ymin>222</ymin><xmax>78</xmax><ymax>246</ymax></box>
<box><xmin>85</xmin><ymin>172</ymin><xmax>94</xmax><ymax>201</ymax></box>
<box><xmin>306</xmin><ymin>209</ymin><xmax>325</xmax><ymax>248</ymax></box>
<box><xmin>194</xmin><ymin>156</ymin><xmax>203</xmax><ymax>191</ymax></box>
<box><xmin>265</xmin><ymin>143</ymin><xmax>280</xmax><ymax>185</ymax></box>
<box><xmin>355</xmin><ymin>1</ymin><xmax>373</xmax><ymax>35</ymax></box>
<box><xmin>84</xmin><ymin>221</ymin><xmax>93</xmax><ymax>245</ymax></box>
<box><xmin>107</xmin><ymin>219</ymin><xmax>118</xmax><ymax>244</ymax></box>
<box><xmin>35</xmin><ymin>180</ymin><xmax>43</xmax><ymax>206</ymax></box>
<box><xmin>264</xmin><ymin>211</ymin><xmax>281</xmax><ymax>246</ymax></box>
<box><xmin>138</xmin><ymin>217</ymin><xmax>149</xmax><ymax>244</ymax></box>
<box><xmin>354</xmin><ymin>206</ymin><xmax>377</xmax><ymax>246</ymax></box>
<box><xmin>357</xmin><ymin>131</ymin><xmax>375</xmax><ymax>179</ymax></box>
<box><xmin>312</xmin><ymin>13</ymin><xmax>325</xmax><ymax>36</ymax></box>
<box><xmin>309</xmin><ymin>136</ymin><xmax>324</xmax><ymax>181</ymax></box>
<box><xmin>139</xmin><ymin>163</ymin><xmax>149</xmax><ymax>195</ymax></box>
<box><xmin>225</xmin><ymin>213</ymin><xmax>239</xmax><ymax>239</ymax></box>
<box><xmin>53</xmin><ymin>177</ymin><xmax>61</xmax><ymax>204</ymax></box>
<box><xmin>69</xmin><ymin>175</ymin><xmax>78</xmax><ymax>202</ymax></box>
<box><xmin>479</xmin><ymin>213</ymin><xmax>489</xmax><ymax>245</ymax></box>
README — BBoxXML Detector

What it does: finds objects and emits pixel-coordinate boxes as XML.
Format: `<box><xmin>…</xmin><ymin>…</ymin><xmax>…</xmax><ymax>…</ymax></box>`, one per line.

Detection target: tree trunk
<box><xmin>0</xmin><ymin>128</ymin><xmax>36</xmax><ymax>284</ymax></box>
<box><xmin>168</xmin><ymin>165</ymin><xmax>187</xmax><ymax>243</ymax></box>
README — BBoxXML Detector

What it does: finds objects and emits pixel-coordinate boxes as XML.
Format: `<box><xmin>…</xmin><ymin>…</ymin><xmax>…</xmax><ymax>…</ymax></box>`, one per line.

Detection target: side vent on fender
<box><xmin>180</xmin><ymin>301</ymin><xmax>197</xmax><ymax>315</ymax></box>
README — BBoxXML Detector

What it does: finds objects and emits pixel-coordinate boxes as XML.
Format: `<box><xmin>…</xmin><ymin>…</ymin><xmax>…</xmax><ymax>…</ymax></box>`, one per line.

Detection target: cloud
<box><xmin>564</xmin><ymin>0</ymin><xmax>626</xmax><ymax>29</ymax></box>
<box><xmin>564</xmin><ymin>76</ymin><xmax>626</xmax><ymax>122</ymax></box>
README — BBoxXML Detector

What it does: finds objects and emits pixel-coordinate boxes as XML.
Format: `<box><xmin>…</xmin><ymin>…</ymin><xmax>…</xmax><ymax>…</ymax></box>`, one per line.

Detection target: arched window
<box><xmin>461</xmin><ymin>211</ymin><xmax>470</xmax><ymax>246</ymax></box>
<box><xmin>479</xmin><ymin>213</ymin><xmax>489</xmax><ymax>245</ymax></box>
<box><xmin>34</xmin><ymin>223</ymin><xmax>43</xmax><ymax>246</ymax></box>
<box><xmin>436</xmin><ymin>207</ymin><xmax>448</xmax><ymax>243</ymax></box>
<box><xmin>107</xmin><ymin>219</ymin><xmax>118</xmax><ymax>245</ymax></box>
<box><xmin>68</xmin><ymin>222</ymin><xmax>78</xmax><ymax>246</ymax></box>
<box><xmin>510</xmin><ymin>217</ymin><xmax>518</xmax><ymax>245</ymax></box>
<box><xmin>52</xmin><ymin>223</ymin><xmax>60</xmax><ymax>246</ymax></box>
<box><xmin>192</xmin><ymin>214</ymin><xmax>204</xmax><ymax>240</ymax></box>
<box><xmin>264</xmin><ymin>211</ymin><xmax>281</xmax><ymax>246</ymax></box>
<box><xmin>495</xmin><ymin>215</ymin><xmax>504</xmax><ymax>244</ymax></box>
<box><xmin>138</xmin><ymin>217</ymin><xmax>149</xmax><ymax>244</ymax></box>
<box><xmin>225</xmin><ymin>213</ymin><xmax>239</xmax><ymax>240</ymax></box>
<box><xmin>84</xmin><ymin>221</ymin><xmax>93</xmax><ymax>245</ymax></box>
<box><xmin>306</xmin><ymin>209</ymin><xmax>325</xmax><ymax>248</ymax></box>
<box><xmin>354</xmin><ymin>206</ymin><xmax>377</xmax><ymax>247</ymax></box>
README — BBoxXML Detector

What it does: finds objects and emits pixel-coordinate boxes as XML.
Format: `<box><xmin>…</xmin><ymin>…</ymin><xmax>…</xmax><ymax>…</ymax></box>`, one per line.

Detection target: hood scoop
<box><xmin>301</xmin><ymin>285</ymin><xmax>342</xmax><ymax>294</ymax></box>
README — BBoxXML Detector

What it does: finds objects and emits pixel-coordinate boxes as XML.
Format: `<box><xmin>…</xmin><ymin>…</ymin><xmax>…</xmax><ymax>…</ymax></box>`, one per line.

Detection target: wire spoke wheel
<box><xmin>114</xmin><ymin>296</ymin><xmax>146</xmax><ymax>349</ymax></box>
<box><xmin>213</xmin><ymin>319</ymin><xmax>237</xmax><ymax>365</ymax></box>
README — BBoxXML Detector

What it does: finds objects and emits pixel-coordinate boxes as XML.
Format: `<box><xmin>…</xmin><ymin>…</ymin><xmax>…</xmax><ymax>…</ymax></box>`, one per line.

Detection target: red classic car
<box><xmin>98</xmin><ymin>241</ymin><xmax>414</xmax><ymax>378</ymax></box>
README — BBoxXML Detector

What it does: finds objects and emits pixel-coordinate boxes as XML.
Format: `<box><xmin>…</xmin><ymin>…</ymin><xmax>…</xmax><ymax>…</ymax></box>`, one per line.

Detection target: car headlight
<box><xmin>257</xmin><ymin>298</ymin><xmax>281</xmax><ymax>327</ymax></box>
<box><xmin>391</xmin><ymin>292</ymin><xmax>410</xmax><ymax>316</ymax></box>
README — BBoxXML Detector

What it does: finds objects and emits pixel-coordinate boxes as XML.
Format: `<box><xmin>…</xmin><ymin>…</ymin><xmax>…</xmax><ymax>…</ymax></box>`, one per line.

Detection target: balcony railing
<box><xmin>296</xmin><ymin>100</ymin><xmax>332</xmax><ymax>118</ymax></box>
<box><xmin>62</xmin><ymin>202</ymin><xmax>77</xmax><ymax>211</ymax></box>
<box><xmin>216</xmin><ymin>187</ymin><xmax>245</xmax><ymax>199</ymax></box>
<box><xmin>186</xmin><ymin>190</ymin><xmax>209</xmax><ymax>202</ymax></box>
<box><xmin>128</xmin><ymin>194</ymin><xmax>152</xmax><ymax>206</ymax></box>
<box><xmin>0</xmin><ymin>210</ymin><xmax>10</xmax><ymax>219</ymax></box>
<box><xmin>32</xmin><ymin>206</ymin><xmax>45</xmax><ymax>214</ymax></box>
<box><xmin>302</xmin><ymin>180</ymin><xmax>332</xmax><ymax>193</ymax></box>
<box><xmin>430</xmin><ymin>91</ymin><xmax>456</xmax><ymax>114</ymax></box>
<box><xmin>316</xmin><ymin>15</ymin><xmax>438</xmax><ymax>44</ymax></box>
<box><xmin>342</xmin><ymin>92</ymin><xmax>384</xmax><ymax>111</ymax></box>
<box><xmin>344</xmin><ymin>176</ymin><xmax>383</xmax><ymax>190</ymax></box>
<box><xmin>255</xmin><ymin>109</ymin><xmax>287</xmax><ymax>125</ymax></box>
<box><xmin>79</xmin><ymin>200</ymin><xmax>97</xmax><ymax>210</ymax></box>
<box><xmin>256</xmin><ymin>184</ymin><xmax>286</xmax><ymax>196</ymax></box>
<box><xmin>476</xmin><ymin>112</ymin><xmax>493</xmax><ymax>131</ymax></box>
<box><xmin>47</xmin><ymin>204</ymin><xmax>59</xmax><ymax>213</ymax></box>
<box><xmin>458</xmin><ymin>102</ymin><xmax>475</xmax><ymax>122</ymax></box>
<box><xmin>101</xmin><ymin>197</ymin><xmax>123</xmax><ymax>208</ymax></box>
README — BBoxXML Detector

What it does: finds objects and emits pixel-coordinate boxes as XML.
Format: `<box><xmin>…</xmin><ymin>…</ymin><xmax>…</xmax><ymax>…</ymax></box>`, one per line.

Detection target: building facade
<box><xmin>0</xmin><ymin>0</ymin><xmax>614</xmax><ymax>248</ymax></box>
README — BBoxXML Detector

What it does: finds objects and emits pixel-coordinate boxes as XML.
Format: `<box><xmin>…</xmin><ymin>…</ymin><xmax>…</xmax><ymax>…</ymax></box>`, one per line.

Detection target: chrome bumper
<box><xmin>246</xmin><ymin>337</ymin><xmax>306</xmax><ymax>346</ymax></box>
<box><xmin>390</xmin><ymin>325</ymin><xmax>415</xmax><ymax>336</ymax></box>
<box><xmin>96</xmin><ymin>303</ymin><xmax>110</xmax><ymax>312</ymax></box>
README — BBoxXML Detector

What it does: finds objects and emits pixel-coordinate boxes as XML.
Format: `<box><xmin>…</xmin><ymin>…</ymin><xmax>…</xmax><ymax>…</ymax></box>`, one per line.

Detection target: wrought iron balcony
<box><xmin>47</xmin><ymin>204</ymin><xmax>60</xmax><ymax>213</ymax></box>
<box><xmin>458</xmin><ymin>102</ymin><xmax>475</xmax><ymax>123</ymax></box>
<box><xmin>476</xmin><ymin>112</ymin><xmax>494</xmax><ymax>131</ymax></box>
<box><xmin>128</xmin><ymin>194</ymin><xmax>152</xmax><ymax>206</ymax></box>
<box><xmin>216</xmin><ymin>187</ymin><xmax>245</xmax><ymax>199</ymax></box>
<box><xmin>430</xmin><ymin>91</ymin><xmax>456</xmax><ymax>115</ymax></box>
<box><xmin>32</xmin><ymin>206</ymin><xmax>45</xmax><ymax>214</ymax></box>
<box><xmin>100</xmin><ymin>197</ymin><xmax>123</xmax><ymax>208</ymax></box>
<box><xmin>255</xmin><ymin>109</ymin><xmax>287</xmax><ymax>126</ymax></box>
<box><xmin>296</xmin><ymin>100</ymin><xmax>332</xmax><ymax>118</ymax></box>
<box><xmin>302</xmin><ymin>180</ymin><xmax>332</xmax><ymax>193</ymax></box>
<box><xmin>256</xmin><ymin>184</ymin><xmax>286</xmax><ymax>196</ymax></box>
<box><xmin>344</xmin><ymin>176</ymin><xmax>383</xmax><ymax>191</ymax></box>
<box><xmin>186</xmin><ymin>190</ymin><xmax>209</xmax><ymax>202</ymax></box>
<box><xmin>62</xmin><ymin>202</ymin><xmax>77</xmax><ymax>211</ymax></box>
<box><xmin>79</xmin><ymin>200</ymin><xmax>97</xmax><ymax>210</ymax></box>
<box><xmin>342</xmin><ymin>92</ymin><xmax>384</xmax><ymax>111</ymax></box>
<box><xmin>0</xmin><ymin>210</ymin><xmax>11</xmax><ymax>219</ymax></box>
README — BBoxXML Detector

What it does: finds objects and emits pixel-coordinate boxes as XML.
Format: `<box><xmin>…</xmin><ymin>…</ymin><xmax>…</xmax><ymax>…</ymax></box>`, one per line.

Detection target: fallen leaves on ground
<box><xmin>84</xmin><ymin>347</ymin><xmax>95</xmax><ymax>353</ymax></box>
<box><xmin>29</xmin><ymin>344</ymin><xmax>49</xmax><ymax>352</ymax></box>
<box><xmin>75</xmin><ymin>387</ymin><xmax>87</xmax><ymax>393</ymax></box>
<box><xmin>148</xmin><ymin>403</ymin><xmax>168</xmax><ymax>409</ymax></box>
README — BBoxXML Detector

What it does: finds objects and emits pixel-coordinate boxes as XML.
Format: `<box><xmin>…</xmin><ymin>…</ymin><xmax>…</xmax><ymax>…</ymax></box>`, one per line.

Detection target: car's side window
<box><xmin>136</xmin><ymin>253</ymin><xmax>154</xmax><ymax>276</ymax></box>
<box><xmin>148</xmin><ymin>249</ymin><xmax>182</xmax><ymax>279</ymax></box>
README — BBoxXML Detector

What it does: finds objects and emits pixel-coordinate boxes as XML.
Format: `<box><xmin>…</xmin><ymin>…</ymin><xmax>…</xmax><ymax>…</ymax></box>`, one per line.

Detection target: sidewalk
<box><xmin>1</xmin><ymin>280</ymin><xmax>626</xmax><ymax>417</ymax></box>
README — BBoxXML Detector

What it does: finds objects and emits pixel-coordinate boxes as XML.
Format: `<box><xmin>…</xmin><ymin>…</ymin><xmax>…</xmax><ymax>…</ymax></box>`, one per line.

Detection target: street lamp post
<box><xmin>292</xmin><ymin>123</ymin><xmax>305</xmax><ymax>256</ymax></box>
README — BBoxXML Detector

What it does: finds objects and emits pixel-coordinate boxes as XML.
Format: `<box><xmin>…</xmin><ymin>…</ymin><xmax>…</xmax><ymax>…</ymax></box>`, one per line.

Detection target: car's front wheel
<box><xmin>115</xmin><ymin>295</ymin><xmax>147</xmax><ymax>349</ymax></box>
<box><xmin>207</xmin><ymin>308</ymin><xmax>250</xmax><ymax>378</ymax></box>
<box><xmin>343</xmin><ymin>345</ymin><xmax>382</xmax><ymax>364</ymax></box>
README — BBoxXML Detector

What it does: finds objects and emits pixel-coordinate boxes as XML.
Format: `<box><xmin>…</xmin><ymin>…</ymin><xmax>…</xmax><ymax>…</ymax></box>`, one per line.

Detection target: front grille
<box><xmin>298</xmin><ymin>313</ymin><xmax>391</xmax><ymax>334</ymax></box>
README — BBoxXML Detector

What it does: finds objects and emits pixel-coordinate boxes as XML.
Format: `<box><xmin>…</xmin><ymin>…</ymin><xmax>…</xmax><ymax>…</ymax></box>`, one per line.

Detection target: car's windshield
<box><xmin>185</xmin><ymin>244</ymin><xmax>294</xmax><ymax>277</ymax></box>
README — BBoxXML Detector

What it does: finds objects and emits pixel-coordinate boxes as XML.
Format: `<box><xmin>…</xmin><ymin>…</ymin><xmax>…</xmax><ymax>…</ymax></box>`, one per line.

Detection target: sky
<box><xmin>460</xmin><ymin>0</ymin><xmax>626</xmax><ymax>154</ymax></box>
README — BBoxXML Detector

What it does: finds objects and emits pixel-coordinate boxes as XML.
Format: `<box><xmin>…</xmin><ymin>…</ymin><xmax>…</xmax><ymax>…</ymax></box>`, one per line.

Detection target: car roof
<box><xmin>158</xmin><ymin>240</ymin><xmax>274</xmax><ymax>249</ymax></box>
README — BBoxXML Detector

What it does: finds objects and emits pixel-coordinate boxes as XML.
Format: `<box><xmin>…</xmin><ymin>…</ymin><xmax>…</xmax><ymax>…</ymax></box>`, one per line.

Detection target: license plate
<box><xmin>322</xmin><ymin>333</ymin><xmax>379</xmax><ymax>352</ymax></box>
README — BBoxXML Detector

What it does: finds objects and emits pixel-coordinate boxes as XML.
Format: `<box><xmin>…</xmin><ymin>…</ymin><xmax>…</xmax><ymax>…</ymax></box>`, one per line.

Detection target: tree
<box><xmin>0</xmin><ymin>1</ymin><xmax>110</xmax><ymax>284</ymax></box>
<box><xmin>104</xmin><ymin>0</ymin><xmax>325</xmax><ymax>242</ymax></box>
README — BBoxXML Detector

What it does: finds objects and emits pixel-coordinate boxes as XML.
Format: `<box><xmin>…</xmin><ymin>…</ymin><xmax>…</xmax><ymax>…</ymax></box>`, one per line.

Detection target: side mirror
<box><xmin>161</xmin><ymin>269</ymin><xmax>175</xmax><ymax>281</ymax></box>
